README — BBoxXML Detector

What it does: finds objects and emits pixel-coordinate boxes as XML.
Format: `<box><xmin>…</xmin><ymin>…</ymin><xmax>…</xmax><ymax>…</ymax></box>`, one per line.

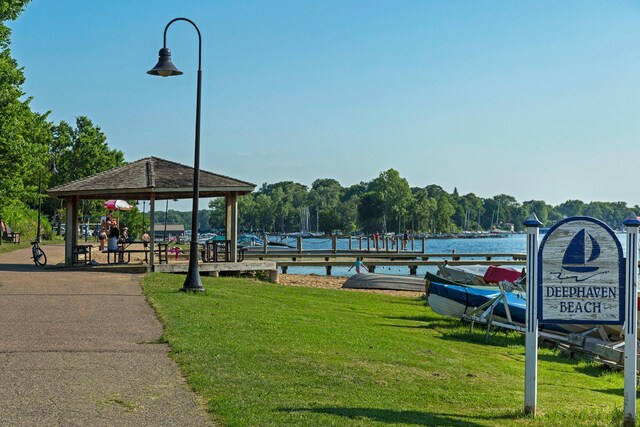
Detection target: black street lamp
<box><xmin>148</xmin><ymin>17</ymin><xmax>204</xmax><ymax>292</ymax></box>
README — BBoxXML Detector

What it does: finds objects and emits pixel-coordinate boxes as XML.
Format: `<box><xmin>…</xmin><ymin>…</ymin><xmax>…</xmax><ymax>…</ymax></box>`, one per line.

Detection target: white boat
<box><xmin>428</xmin><ymin>280</ymin><xmax>632</xmax><ymax>339</ymax></box>
<box><xmin>342</xmin><ymin>273</ymin><xmax>425</xmax><ymax>292</ymax></box>
<box><xmin>438</xmin><ymin>264</ymin><xmax>523</xmax><ymax>287</ymax></box>
<box><xmin>237</xmin><ymin>234</ymin><xmax>293</xmax><ymax>249</ymax></box>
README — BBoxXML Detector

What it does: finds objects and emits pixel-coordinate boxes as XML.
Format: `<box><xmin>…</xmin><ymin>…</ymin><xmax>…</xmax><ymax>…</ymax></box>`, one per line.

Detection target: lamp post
<box><xmin>148</xmin><ymin>17</ymin><xmax>204</xmax><ymax>292</ymax></box>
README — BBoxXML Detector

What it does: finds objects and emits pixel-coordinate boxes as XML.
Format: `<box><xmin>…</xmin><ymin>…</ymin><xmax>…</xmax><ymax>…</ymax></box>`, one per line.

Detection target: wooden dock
<box><xmin>243</xmin><ymin>251</ymin><xmax>526</xmax><ymax>276</ymax></box>
<box><xmin>153</xmin><ymin>260</ymin><xmax>278</xmax><ymax>280</ymax></box>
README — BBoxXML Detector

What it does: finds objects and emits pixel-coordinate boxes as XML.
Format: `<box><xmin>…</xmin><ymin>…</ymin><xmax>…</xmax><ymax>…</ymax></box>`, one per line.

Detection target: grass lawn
<box><xmin>0</xmin><ymin>241</ymin><xmax>30</xmax><ymax>254</ymax></box>
<box><xmin>0</xmin><ymin>239</ymin><xmax>60</xmax><ymax>255</ymax></box>
<box><xmin>142</xmin><ymin>273</ymin><xmax>630</xmax><ymax>426</ymax></box>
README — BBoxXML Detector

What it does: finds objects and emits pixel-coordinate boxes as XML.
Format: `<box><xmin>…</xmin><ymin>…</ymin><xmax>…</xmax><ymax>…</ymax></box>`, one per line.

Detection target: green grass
<box><xmin>0</xmin><ymin>239</ymin><xmax>60</xmax><ymax>254</ymax></box>
<box><xmin>142</xmin><ymin>273</ymin><xmax>630</xmax><ymax>426</ymax></box>
<box><xmin>0</xmin><ymin>241</ymin><xmax>30</xmax><ymax>254</ymax></box>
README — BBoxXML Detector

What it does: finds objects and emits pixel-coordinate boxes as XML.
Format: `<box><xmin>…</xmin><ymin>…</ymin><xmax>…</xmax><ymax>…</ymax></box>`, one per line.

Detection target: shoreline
<box><xmin>277</xmin><ymin>273</ymin><xmax>424</xmax><ymax>298</ymax></box>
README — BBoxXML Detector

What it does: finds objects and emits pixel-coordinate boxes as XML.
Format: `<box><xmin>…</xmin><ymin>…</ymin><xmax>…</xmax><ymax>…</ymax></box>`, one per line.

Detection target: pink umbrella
<box><xmin>102</xmin><ymin>199</ymin><xmax>133</xmax><ymax>211</ymax></box>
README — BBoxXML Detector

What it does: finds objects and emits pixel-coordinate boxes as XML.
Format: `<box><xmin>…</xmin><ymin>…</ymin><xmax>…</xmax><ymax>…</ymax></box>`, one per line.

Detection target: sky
<box><xmin>8</xmin><ymin>1</ymin><xmax>640</xmax><ymax>210</ymax></box>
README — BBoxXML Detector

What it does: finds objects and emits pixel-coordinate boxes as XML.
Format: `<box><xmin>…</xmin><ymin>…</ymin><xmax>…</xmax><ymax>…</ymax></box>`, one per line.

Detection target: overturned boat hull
<box><xmin>342</xmin><ymin>273</ymin><xmax>425</xmax><ymax>292</ymax></box>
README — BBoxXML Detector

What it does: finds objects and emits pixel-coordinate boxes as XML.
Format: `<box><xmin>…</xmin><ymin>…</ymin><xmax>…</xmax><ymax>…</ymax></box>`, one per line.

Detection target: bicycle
<box><xmin>31</xmin><ymin>239</ymin><xmax>47</xmax><ymax>267</ymax></box>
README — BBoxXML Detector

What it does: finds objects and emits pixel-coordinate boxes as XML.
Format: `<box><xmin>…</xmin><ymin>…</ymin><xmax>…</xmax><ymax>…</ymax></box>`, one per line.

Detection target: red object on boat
<box><xmin>483</xmin><ymin>265</ymin><xmax>523</xmax><ymax>284</ymax></box>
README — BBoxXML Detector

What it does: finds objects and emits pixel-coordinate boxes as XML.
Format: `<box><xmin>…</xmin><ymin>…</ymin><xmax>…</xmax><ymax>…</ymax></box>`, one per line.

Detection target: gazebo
<box><xmin>48</xmin><ymin>156</ymin><xmax>256</xmax><ymax>267</ymax></box>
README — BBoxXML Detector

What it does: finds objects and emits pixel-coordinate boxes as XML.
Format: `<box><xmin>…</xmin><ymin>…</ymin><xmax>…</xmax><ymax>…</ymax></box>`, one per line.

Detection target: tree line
<box><xmin>206</xmin><ymin>169</ymin><xmax>640</xmax><ymax>234</ymax></box>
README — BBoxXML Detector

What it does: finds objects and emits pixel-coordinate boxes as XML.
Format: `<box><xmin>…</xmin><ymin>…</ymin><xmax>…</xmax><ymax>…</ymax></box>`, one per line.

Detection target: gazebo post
<box><xmin>225</xmin><ymin>192</ymin><xmax>238</xmax><ymax>262</ymax></box>
<box><xmin>149</xmin><ymin>195</ymin><xmax>156</xmax><ymax>268</ymax></box>
<box><xmin>71</xmin><ymin>196</ymin><xmax>79</xmax><ymax>260</ymax></box>
<box><xmin>64</xmin><ymin>197</ymin><xmax>76</xmax><ymax>267</ymax></box>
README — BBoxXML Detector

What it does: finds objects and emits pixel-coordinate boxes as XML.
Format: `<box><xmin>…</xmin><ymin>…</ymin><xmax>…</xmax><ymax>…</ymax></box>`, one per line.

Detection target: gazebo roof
<box><xmin>48</xmin><ymin>156</ymin><xmax>256</xmax><ymax>200</ymax></box>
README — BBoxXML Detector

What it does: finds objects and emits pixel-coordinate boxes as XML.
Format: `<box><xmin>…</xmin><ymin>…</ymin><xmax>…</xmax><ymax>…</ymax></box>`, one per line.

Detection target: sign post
<box><xmin>623</xmin><ymin>217</ymin><xmax>639</xmax><ymax>427</ymax></box>
<box><xmin>523</xmin><ymin>213</ymin><xmax>542</xmax><ymax>416</ymax></box>
<box><xmin>527</xmin><ymin>215</ymin><xmax>628</xmax><ymax>419</ymax></box>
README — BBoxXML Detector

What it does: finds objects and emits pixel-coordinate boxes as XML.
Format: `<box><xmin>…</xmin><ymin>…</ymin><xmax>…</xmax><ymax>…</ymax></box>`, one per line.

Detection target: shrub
<box><xmin>0</xmin><ymin>201</ymin><xmax>52</xmax><ymax>241</ymax></box>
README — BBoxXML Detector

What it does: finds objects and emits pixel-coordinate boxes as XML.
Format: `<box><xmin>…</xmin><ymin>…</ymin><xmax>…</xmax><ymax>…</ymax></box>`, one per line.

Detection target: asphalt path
<box><xmin>0</xmin><ymin>244</ymin><xmax>214</xmax><ymax>426</ymax></box>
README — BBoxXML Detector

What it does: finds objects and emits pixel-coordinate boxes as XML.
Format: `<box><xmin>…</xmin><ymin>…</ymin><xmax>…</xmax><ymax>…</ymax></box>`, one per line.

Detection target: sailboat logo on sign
<box><xmin>553</xmin><ymin>228</ymin><xmax>606</xmax><ymax>282</ymax></box>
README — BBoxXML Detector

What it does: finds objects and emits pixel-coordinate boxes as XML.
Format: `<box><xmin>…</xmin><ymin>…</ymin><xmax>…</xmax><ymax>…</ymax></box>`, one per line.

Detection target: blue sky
<box><xmin>8</xmin><ymin>1</ymin><xmax>640</xmax><ymax>209</ymax></box>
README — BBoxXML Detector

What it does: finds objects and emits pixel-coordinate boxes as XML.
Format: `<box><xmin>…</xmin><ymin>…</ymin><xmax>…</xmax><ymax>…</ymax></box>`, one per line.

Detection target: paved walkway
<box><xmin>0</xmin><ymin>244</ymin><xmax>213</xmax><ymax>426</ymax></box>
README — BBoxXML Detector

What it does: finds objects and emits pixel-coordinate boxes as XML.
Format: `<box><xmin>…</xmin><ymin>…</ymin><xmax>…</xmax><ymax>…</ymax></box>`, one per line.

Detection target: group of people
<box><xmin>98</xmin><ymin>214</ymin><xmax>129</xmax><ymax>251</ymax></box>
<box><xmin>372</xmin><ymin>231</ymin><xmax>411</xmax><ymax>251</ymax></box>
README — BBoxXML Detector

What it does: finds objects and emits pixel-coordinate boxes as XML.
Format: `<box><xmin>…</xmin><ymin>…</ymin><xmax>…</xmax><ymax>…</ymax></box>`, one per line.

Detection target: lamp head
<box><xmin>147</xmin><ymin>47</ymin><xmax>183</xmax><ymax>77</ymax></box>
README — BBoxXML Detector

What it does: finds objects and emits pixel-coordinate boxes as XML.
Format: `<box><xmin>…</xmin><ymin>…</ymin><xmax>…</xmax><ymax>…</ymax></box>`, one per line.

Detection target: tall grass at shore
<box><xmin>143</xmin><ymin>273</ymin><xmax>627</xmax><ymax>426</ymax></box>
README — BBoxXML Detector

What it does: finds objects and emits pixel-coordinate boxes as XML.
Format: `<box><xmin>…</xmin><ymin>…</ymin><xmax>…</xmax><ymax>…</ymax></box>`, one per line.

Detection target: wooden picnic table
<box><xmin>103</xmin><ymin>240</ymin><xmax>168</xmax><ymax>264</ymax></box>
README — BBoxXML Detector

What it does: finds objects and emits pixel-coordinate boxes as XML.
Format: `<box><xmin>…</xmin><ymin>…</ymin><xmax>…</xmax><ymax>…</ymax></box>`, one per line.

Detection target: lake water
<box><xmin>274</xmin><ymin>232</ymin><xmax>630</xmax><ymax>277</ymax></box>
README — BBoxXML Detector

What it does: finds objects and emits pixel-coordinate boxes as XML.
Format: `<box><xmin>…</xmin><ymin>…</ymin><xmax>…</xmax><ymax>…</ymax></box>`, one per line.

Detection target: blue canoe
<box><xmin>428</xmin><ymin>281</ymin><xmax>570</xmax><ymax>333</ymax></box>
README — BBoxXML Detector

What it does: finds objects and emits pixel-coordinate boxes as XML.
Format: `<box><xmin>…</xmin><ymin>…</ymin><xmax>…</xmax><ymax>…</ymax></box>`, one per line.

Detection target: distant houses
<box><xmin>154</xmin><ymin>223</ymin><xmax>184</xmax><ymax>240</ymax></box>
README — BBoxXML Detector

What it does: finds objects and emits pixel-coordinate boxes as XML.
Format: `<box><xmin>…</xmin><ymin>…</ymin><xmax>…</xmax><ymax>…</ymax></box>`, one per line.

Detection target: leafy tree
<box><xmin>0</xmin><ymin>1</ymin><xmax>57</xmax><ymax>238</ymax></box>
<box><xmin>434</xmin><ymin>194</ymin><xmax>455</xmax><ymax>233</ymax></box>
<box><xmin>516</xmin><ymin>200</ymin><xmax>562</xmax><ymax>229</ymax></box>
<box><xmin>253</xmin><ymin>193</ymin><xmax>276</xmax><ymax>231</ymax></box>
<box><xmin>0</xmin><ymin>0</ymin><xmax>50</xmax><ymax>209</ymax></box>
<box><xmin>409</xmin><ymin>188</ymin><xmax>437</xmax><ymax>232</ymax></box>
<box><xmin>482</xmin><ymin>194</ymin><xmax>519</xmax><ymax>230</ymax></box>
<box><xmin>556</xmin><ymin>200</ymin><xmax>586</xmax><ymax>219</ymax></box>
<box><xmin>208</xmin><ymin>197</ymin><xmax>226</xmax><ymax>230</ymax></box>
<box><xmin>50</xmin><ymin>117</ymin><xmax>124</xmax><ymax>186</ymax></box>
<box><xmin>357</xmin><ymin>192</ymin><xmax>386</xmax><ymax>233</ymax></box>
<box><xmin>368</xmin><ymin>169</ymin><xmax>414</xmax><ymax>233</ymax></box>
<box><xmin>45</xmin><ymin>117</ymin><xmax>125</xmax><ymax>223</ymax></box>
<box><xmin>259</xmin><ymin>182</ymin><xmax>308</xmax><ymax>232</ymax></box>
<box><xmin>336</xmin><ymin>196</ymin><xmax>359</xmax><ymax>233</ymax></box>
<box><xmin>308</xmin><ymin>178</ymin><xmax>344</xmax><ymax>233</ymax></box>
<box><xmin>343</xmin><ymin>182</ymin><xmax>367</xmax><ymax>201</ymax></box>
<box><xmin>459</xmin><ymin>193</ymin><xmax>484</xmax><ymax>230</ymax></box>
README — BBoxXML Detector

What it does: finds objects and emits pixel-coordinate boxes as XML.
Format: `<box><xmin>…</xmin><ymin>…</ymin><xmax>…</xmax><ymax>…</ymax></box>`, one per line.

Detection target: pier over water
<box><xmin>242</xmin><ymin>233</ymin><xmax>528</xmax><ymax>276</ymax></box>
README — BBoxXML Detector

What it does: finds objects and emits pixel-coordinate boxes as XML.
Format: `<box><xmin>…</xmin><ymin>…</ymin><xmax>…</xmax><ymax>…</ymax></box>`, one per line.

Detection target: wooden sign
<box><xmin>538</xmin><ymin>216</ymin><xmax>624</xmax><ymax>324</ymax></box>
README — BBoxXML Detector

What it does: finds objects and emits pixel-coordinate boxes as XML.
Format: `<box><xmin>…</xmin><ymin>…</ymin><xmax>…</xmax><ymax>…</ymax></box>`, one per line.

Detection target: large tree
<box><xmin>0</xmin><ymin>0</ymin><xmax>50</xmax><ymax>209</ymax></box>
<box><xmin>367</xmin><ymin>169</ymin><xmax>414</xmax><ymax>233</ymax></box>
<box><xmin>46</xmin><ymin>117</ymin><xmax>125</xmax><ymax>223</ymax></box>
<box><xmin>50</xmin><ymin>117</ymin><xmax>124</xmax><ymax>186</ymax></box>
<box><xmin>308</xmin><ymin>178</ymin><xmax>344</xmax><ymax>233</ymax></box>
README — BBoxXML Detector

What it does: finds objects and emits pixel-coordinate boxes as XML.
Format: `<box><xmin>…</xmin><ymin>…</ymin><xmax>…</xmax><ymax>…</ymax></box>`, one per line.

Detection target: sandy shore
<box><xmin>277</xmin><ymin>273</ymin><xmax>424</xmax><ymax>298</ymax></box>
<box><xmin>85</xmin><ymin>245</ymin><xmax>423</xmax><ymax>298</ymax></box>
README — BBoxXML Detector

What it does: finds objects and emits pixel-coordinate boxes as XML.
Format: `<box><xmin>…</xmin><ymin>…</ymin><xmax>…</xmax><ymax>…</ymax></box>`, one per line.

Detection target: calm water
<box><xmin>273</xmin><ymin>232</ymin><xmax>630</xmax><ymax>277</ymax></box>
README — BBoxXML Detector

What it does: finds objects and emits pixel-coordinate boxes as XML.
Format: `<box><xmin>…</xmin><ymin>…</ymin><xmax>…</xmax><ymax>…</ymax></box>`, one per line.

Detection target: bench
<box><xmin>3</xmin><ymin>226</ymin><xmax>21</xmax><ymax>243</ymax></box>
<box><xmin>72</xmin><ymin>244</ymin><xmax>93</xmax><ymax>265</ymax></box>
<box><xmin>202</xmin><ymin>241</ymin><xmax>247</xmax><ymax>262</ymax></box>
<box><xmin>102</xmin><ymin>245</ymin><xmax>169</xmax><ymax>265</ymax></box>
<box><xmin>103</xmin><ymin>249</ymin><xmax>149</xmax><ymax>264</ymax></box>
<box><xmin>157</xmin><ymin>242</ymin><xmax>169</xmax><ymax>264</ymax></box>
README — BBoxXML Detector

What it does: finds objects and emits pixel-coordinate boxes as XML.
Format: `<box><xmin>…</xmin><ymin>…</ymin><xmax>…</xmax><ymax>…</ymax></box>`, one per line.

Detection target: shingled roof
<box><xmin>48</xmin><ymin>157</ymin><xmax>256</xmax><ymax>200</ymax></box>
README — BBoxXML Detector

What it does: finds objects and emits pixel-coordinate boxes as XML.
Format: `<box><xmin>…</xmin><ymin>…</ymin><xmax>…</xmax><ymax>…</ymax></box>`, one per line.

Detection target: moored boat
<box><xmin>427</xmin><ymin>281</ymin><xmax>570</xmax><ymax>333</ymax></box>
<box><xmin>437</xmin><ymin>264</ymin><xmax>523</xmax><ymax>287</ymax></box>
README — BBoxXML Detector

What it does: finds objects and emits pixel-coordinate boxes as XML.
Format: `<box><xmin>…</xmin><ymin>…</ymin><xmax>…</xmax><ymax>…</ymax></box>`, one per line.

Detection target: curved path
<box><xmin>0</xmin><ymin>244</ymin><xmax>213</xmax><ymax>426</ymax></box>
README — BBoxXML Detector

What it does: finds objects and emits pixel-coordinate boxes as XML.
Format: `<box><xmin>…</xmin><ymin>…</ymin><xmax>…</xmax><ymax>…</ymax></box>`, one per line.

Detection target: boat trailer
<box><xmin>461</xmin><ymin>283</ymin><xmax>635</xmax><ymax>370</ymax></box>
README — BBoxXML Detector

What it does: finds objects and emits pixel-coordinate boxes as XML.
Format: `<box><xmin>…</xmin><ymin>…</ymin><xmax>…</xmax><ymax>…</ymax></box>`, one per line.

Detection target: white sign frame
<box><xmin>538</xmin><ymin>216</ymin><xmax>624</xmax><ymax>325</ymax></box>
